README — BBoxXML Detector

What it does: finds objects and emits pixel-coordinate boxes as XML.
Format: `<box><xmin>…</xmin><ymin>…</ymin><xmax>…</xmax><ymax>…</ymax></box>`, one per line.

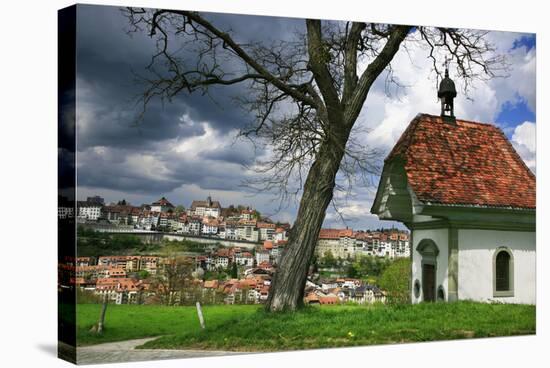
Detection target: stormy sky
<box><xmin>75</xmin><ymin>4</ymin><xmax>536</xmax><ymax>229</ymax></box>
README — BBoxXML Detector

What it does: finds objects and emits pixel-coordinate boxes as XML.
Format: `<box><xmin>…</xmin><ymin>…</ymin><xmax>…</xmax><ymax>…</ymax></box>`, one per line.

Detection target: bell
<box><xmin>438</xmin><ymin>68</ymin><xmax>457</xmax><ymax>119</ymax></box>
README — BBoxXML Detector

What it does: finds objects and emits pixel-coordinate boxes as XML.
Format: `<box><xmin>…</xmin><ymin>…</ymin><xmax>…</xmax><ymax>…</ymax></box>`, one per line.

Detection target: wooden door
<box><xmin>422</xmin><ymin>264</ymin><xmax>435</xmax><ymax>302</ymax></box>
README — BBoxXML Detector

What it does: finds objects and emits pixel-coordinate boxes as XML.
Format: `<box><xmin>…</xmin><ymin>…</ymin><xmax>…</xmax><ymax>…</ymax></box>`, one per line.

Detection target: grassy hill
<box><xmin>77</xmin><ymin>302</ymin><xmax>535</xmax><ymax>350</ymax></box>
<box><xmin>76</xmin><ymin>228</ymin><xmax>213</xmax><ymax>257</ymax></box>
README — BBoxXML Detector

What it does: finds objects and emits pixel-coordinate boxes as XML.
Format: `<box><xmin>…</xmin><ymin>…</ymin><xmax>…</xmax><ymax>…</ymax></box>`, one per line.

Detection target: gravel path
<box><xmin>76</xmin><ymin>337</ymin><xmax>244</xmax><ymax>365</ymax></box>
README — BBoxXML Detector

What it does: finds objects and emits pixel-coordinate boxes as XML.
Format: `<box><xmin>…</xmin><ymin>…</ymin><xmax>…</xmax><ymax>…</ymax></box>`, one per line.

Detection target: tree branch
<box><xmin>342</xmin><ymin>22</ymin><xmax>366</xmax><ymax>104</ymax></box>
<box><xmin>344</xmin><ymin>25</ymin><xmax>411</xmax><ymax>125</ymax></box>
<box><xmin>305</xmin><ymin>19</ymin><xmax>342</xmax><ymax>117</ymax></box>
<box><xmin>169</xmin><ymin>10</ymin><xmax>318</xmax><ymax>108</ymax></box>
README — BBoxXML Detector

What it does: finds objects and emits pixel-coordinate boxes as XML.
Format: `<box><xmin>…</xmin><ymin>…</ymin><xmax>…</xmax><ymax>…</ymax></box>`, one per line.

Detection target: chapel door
<box><xmin>422</xmin><ymin>264</ymin><xmax>436</xmax><ymax>302</ymax></box>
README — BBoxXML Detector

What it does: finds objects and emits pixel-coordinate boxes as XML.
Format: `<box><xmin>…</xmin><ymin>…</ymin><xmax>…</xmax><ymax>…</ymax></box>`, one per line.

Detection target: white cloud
<box><xmin>488</xmin><ymin>32</ymin><xmax>536</xmax><ymax>112</ymax></box>
<box><xmin>354</xmin><ymin>29</ymin><xmax>535</xmax><ymax>162</ymax></box>
<box><xmin>511</xmin><ymin>121</ymin><xmax>536</xmax><ymax>172</ymax></box>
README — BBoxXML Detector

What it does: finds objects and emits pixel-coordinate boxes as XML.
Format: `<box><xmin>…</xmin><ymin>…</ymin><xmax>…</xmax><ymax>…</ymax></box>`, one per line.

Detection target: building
<box><xmin>140</xmin><ymin>256</ymin><xmax>159</xmax><ymax>274</ymax></box>
<box><xmin>224</xmin><ymin>221</ymin><xmax>239</xmax><ymax>240</ymax></box>
<box><xmin>95</xmin><ymin>278</ymin><xmax>143</xmax><ymax>304</ymax></box>
<box><xmin>103</xmin><ymin>206</ymin><xmax>120</xmax><ymax>222</ymax></box>
<box><xmin>150</xmin><ymin>197</ymin><xmax>175</xmax><ymax>213</ymax></box>
<box><xmin>371</xmin><ymin>73</ymin><xmax>535</xmax><ymax>304</ymax></box>
<box><xmin>316</xmin><ymin>228</ymin><xmax>356</xmax><ymax>259</ymax></box>
<box><xmin>240</xmin><ymin>208</ymin><xmax>255</xmax><ymax>221</ymax></box>
<box><xmin>238</xmin><ymin>220</ymin><xmax>259</xmax><ymax>242</ymax></box>
<box><xmin>77</xmin><ymin>201</ymin><xmax>102</xmax><ymax>220</ymax></box>
<box><xmin>76</xmin><ymin>265</ymin><xmax>109</xmax><ymax>279</ymax></box>
<box><xmin>130</xmin><ymin>208</ymin><xmax>141</xmax><ymax>225</ymax></box>
<box><xmin>105</xmin><ymin>267</ymin><xmax>127</xmax><ymax>278</ymax></box>
<box><xmin>255</xmin><ymin>250</ymin><xmax>270</xmax><ymax>266</ymax></box>
<box><xmin>188</xmin><ymin>217</ymin><xmax>202</xmax><ymax>235</ymax></box>
<box><xmin>75</xmin><ymin>257</ymin><xmax>92</xmax><ymax>267</ymax></box>
<box><xmin>191</xmin><ymin>196</ymin><xmax>221</xmax><ymax>218</ymax></box>
<box><xmin>201</xmin><ymin>217</ymin><xmax>219</xmax><ymax>235</ymax></box>
<box><xmin>166</xmin><ymin>214</ymin><xmax>179</xmax><ymax>232</ymax></box>
<box><xmin>235</xmin><ymin>252</ymin><xmax>254</xmax><ymax>267</ymax></box>
<box><xmin>274</xmin><ymin>227</ymin><xmax>287</xmax><ymax>242</ymax></box>
<box><xmin>257</xmin><ymin>222</ymin><xmax>276</xmax><ymax>241</ymax></box>
<box><xmin>158</xmin><ymin>212</ymin><xmax>169</xmax><ymax>228</ymax></box>
<box><xmin>98</xmin><ymin>256</ymin><xmax>141</xmax><ymax>272</ymax></box>
<box><xmin>213</xmin><ymin>249</ymin><xmax>231</xmax><ymax>269</ymax></box>
<box><xmin>137</xmin><ymin>211</ymin><xmax>159</xmax><ymax>230</ymax></box>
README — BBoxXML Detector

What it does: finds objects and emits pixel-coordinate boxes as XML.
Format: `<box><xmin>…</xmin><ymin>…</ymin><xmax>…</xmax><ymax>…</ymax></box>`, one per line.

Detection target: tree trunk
<box><xmin>97</xmin><ymin>296</ymin><xmax>108</xmax><ymax>334</ymax></box>
<box><xmin>266</xmin><ymin>127</ymin><xmax>350</xmax><ymax>311</ymax></box>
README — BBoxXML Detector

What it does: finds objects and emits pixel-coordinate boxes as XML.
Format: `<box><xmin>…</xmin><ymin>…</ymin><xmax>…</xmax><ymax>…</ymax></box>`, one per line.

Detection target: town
<box><xmin>60</xmin><ymin>195</ymin><xmax>410</xmax><ymax>307</ymax></box>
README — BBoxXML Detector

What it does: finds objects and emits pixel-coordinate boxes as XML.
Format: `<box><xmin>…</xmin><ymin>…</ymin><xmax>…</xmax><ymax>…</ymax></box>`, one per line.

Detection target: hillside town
<box><xmin>60</xmin><ymin>195</ymin><xmax>410</xmax><ymax>258</ymax></box>
<box><xmin>65</xmin><ymin>251</ymin><xmax>388</xmax><ymax>306</ymax></box>
<box><xmin>59</xmin><ymin>194</ymin><xmax>410</xmax><ymax>306</ymax></box>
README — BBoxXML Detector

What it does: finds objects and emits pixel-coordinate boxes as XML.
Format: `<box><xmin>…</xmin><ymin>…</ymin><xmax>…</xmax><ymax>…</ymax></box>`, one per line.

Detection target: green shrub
<box><xmin>379</xmin><ymin>257</ymin><xmax>411</xmax><ymax>304</ymax></box>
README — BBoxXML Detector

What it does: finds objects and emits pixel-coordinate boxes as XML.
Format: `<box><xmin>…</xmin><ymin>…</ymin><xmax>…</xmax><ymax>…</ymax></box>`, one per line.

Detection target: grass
<box><xmin>76</xmin><ymin>304</ymin><xmax>258</xmax><ymax>346</ymax></box>
<box><xmin>76</xmin><ymin>302</ymin><xmax>535</xmax><ymax>350</ymax></box>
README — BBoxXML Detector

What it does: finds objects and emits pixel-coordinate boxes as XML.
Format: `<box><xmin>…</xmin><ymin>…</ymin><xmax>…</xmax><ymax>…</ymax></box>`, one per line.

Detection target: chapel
<box><xmin>371</xmin><ymin>69</ymin><xmax>536</xmax><ymax>304</ymax></box>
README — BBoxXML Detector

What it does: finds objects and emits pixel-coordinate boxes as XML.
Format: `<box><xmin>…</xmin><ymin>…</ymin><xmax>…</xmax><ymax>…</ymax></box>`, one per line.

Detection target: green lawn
<box><xmin>76</xmin><ymin>304</ymin><xmax>258</xmax><ymax>346</ymax></box>
<box><xmin>77</xmin><ymin>302</ymin><xmax>535</xmax><ymax>350</ymax></box>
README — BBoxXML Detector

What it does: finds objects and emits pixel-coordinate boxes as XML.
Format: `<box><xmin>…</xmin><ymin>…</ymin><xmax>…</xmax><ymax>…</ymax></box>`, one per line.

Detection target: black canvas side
<box><xmin>58</xmin><ymin>4</ymin><xmax>77</xmax><ymax>365</ymax></box>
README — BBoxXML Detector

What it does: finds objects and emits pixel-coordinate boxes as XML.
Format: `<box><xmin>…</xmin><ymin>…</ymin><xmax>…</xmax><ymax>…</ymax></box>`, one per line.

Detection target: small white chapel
<box><xmin>371</xmin><ymin>69</ymin><xmax>535</xmax><ymax>304</ymax></box>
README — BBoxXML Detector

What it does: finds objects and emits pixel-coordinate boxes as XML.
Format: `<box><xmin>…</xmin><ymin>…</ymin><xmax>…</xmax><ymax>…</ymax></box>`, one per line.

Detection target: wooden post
<box><xmin>196</xmin><ymin>301</ymin><xmax>205</xmax><ymax>329</ymax></box>
<box><xmin>97</xmin><ymin>295</ymin><xmax>108</xmax><ymax>334</ymax></box>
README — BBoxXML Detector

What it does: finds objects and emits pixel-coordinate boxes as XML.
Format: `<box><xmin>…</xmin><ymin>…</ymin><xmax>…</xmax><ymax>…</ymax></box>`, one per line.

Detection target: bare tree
<box><xmin>151</xmin><ymin>252</ymin><xmax>194</xmax><ymax>305</ymax></box>
<box><xmin>123</xmin><ymin>8</ymin><xmax>506</xmax><ymax>311</ymax></box>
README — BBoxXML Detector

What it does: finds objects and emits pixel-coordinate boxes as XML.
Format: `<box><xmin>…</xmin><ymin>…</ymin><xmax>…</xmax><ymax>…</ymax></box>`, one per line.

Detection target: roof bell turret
<box><xmin>437</xmin><ymin>65</ymin><xmax>457</xmax><ymax>122</ymax></box>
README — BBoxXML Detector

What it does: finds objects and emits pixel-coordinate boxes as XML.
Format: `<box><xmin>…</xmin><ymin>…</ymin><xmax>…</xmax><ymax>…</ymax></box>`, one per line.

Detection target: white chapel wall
<box><xmin>458</xmin><ymin>229</ymin><xmax>535</xmax><ymax>304</ymax></box>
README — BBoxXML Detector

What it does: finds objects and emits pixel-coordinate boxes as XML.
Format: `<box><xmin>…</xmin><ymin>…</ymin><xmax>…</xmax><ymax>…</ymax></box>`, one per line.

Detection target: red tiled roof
<box><xmin>191</xmin><ymin>199</ymin><xmax>221</xmax><ymax>210</ymax></box>
<box><xmin>304</xmin><ymin>292</ymin><xmax>320</xmax><ymax>303</ymax></box>
<box><xmin>152</xmin><ymin>197</ymin><xmax>175</xmax><ymax>208</ymax></box>
<box><xmin>319</xmin><ymin>228</ymin><xmax>354</xmax><ymax>239</ymax></box>
<box><xmin>386</xmin><ymin>114</ymin><xmax>535</xmax><ymax>209</ymax></box>
<box><xmin>238</xmin><ymin>219</ymin><xmax>257</xmax><ymax>226</ymax></box>
<box><xmin>202</xmin><ymin>217</ymin><xmax>219</xmax><ymax>226</ymax></box>
<box><xmin>258</xmin><ymin>261</ymin><xmax>272</xmax><ymax>269</ymax></box>
<box><xmin>319</xmin><ymin>295</ymin><xmax>339</xmax><ymax>304</ymax></box>
<box><xmin>257</xmin><ymin>222</ymin><xmax>276</xmax><ymax>229</ymax></box>
<box><xmin>204</xmin><ymin>280</ymin><xmax>219</xmax><ymax>289</ymax></box>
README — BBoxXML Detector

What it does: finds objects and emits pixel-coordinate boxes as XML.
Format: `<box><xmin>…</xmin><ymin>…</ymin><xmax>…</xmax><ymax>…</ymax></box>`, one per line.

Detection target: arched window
<box><xmin>493</xmin><ymin>248</ymin><xmax>514</xmax><ymax>297</ymax></box>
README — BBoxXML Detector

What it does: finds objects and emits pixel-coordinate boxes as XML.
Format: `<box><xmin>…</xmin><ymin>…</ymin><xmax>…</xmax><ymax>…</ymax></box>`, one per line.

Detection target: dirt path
<box><xmin>76</xmin><ymin>337</ymin><xmax>244</xmax><ymax>365</ymax></box>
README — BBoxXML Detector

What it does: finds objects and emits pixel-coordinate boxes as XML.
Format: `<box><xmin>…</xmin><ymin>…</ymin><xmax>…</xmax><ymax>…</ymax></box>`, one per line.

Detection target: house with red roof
<box><xmin>235</xmin><ymin>251</ymin><xmax>254</xmax><ymax>267</ymax></box>
<box><xmin>257</xmin><ymin>222</ymin><xmax>276</xmax><ymax>241</ymax></box>
<box><xmin>316</xmin><ymin>228</ymin><xmax>357</xmax><ymax>259</ymax></box>
<box><xmin>371</xmin><ymin>71</ymin><xmax>535</xmax><ymax>305</ymax></box>
<box><xmin>95</xmin><ymin>277</ymin><xmax>145</xmax><ymax>304</ymax></box>
<box><xmin>151</xmin><ymin>197</ymin><xmax>175</xmax><ymax>213</ymax></box>
<box><xmin>201</xmin><ymin>217</ymin><xmax>220</xmax><ymax>235</ymax></box>
<box><xmin>274</xmin><ymin>227</ymin><xmax>287</xmax><ymax>242</ymax></box>
<box><xmin>191</xmin><ymin>196</ymin><xmax>221</xmax><ymax>218</ymax></box>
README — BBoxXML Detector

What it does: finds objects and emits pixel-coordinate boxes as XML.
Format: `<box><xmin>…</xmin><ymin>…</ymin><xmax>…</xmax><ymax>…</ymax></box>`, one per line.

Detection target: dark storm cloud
<box><xmin>77</xmin><ymin>144</ymin><xmax>252</xmax><ymax>195</ymax></box>
<box><xmin>75</xmin><ymin>4</ymin><xmax>305</xmax><ymax>199</ymax></box>
<box><xmin>77</xmin><ymin>96</ymin><xmax>207</xmax><ymax>151</ymax></box>
<box><xmin>76</xmin><ymin>5</ymin><xmax>303</xmax><ymax>146</ymax></box>
<box><xmin>198</xmin><ymin>143</ymin><xmax>258</xmax><ymax>166</ymax></box>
